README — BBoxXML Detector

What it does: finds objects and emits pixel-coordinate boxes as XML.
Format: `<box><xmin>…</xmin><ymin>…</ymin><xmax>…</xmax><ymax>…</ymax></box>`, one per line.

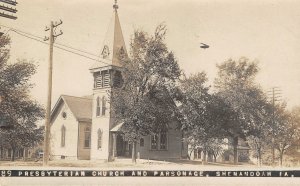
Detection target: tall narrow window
<box><xmin>160</xmin><ymin>131</ymin><xmax>167</xmax><ymax>150</ymax></box>
<box><xmin>151</xmin><ymin>134</ymin><xmax>158</xmax><ymax>150</ymax></box>
<box><xmin>102</xmin><ymin>96</ymin><xmax>106</xmax><ymax>116</ymax></box>
<box><xmin>140</xmin><ymin>138</ymin><xmax>144</xmax><ymax>147</ymax></box>
<box><xmin>84</xmin><ymin>127</ymin><xmax>91</xmax><ymax>148</ymax></box>
<box><xmin>61</xmin><ymin>125</ymin><xmax>66</xmax><ymax>147</ymax></box>
<box><xmin>97</xmin><ymin>129</ymin><xmax>103</xmax><ymax>149</ymax></box>
<box><xmin>96</xmin><ymin>97</ymin><xmax>101</xmax><ymax>117</ymax></box>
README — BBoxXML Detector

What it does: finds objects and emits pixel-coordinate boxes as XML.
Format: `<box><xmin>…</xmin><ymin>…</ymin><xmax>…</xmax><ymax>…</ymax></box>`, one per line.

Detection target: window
<box><xmin>150</xmin><ymin>131</ymin><xmax>168</xmax><ymax>150</ymax></box>
<box><xmin>102</xmin><ymin>96</ymin><xmax>106</xmax><ymax>116</ymax></box>
<box><xmin>84</xmin><ymin>127</ymin><xmax>91</xmax><ymax>148</ymax></box>
<box><xmin>140</xmin><ymin>138</ymin><xmax>144</xmax><ymax>147</ymax></box>
<box><xmin>101</xmin><ymin>45</ymin><xmax>110</xmax><ymax>59</ymax></box>
<box><xmin>62</xmin><ymin>112</ymin><xmax>67</xmax><ymax>119</ymax></box>
<box><xmin>150</xmin><ymin>134</ymin><xmax>158</xmax><ymax>150</ymax></box>
<box><xmin>61</xmin><ymin>125</ymin><xmax>66</xmax><ymax>147</ymax></box>
<box><xmin>160</xmin><ymin>131</ymin><xmax>167</xmax><ymax>150</ymax></box>
<box><xmin>97</xmin><ymin>129</ymin><xmax>103</xmax><ymax>149</ymax></box>
<box><xmin>96</xmin><ymin>97</ymin><xmax>101</xmax><ymax>117</ymax></box>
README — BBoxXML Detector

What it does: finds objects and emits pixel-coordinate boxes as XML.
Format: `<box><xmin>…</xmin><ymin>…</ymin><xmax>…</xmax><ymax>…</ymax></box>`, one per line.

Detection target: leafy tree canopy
<box><xmin>112</xmin><ymin>24</ymin><xmax>181</xmax><ymax>142</ymax></box>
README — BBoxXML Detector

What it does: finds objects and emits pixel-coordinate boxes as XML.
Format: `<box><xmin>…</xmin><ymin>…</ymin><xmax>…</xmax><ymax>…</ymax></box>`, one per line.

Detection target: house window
<box><xmin>102</xmin><ymin>96</ymin><xmax>106</xmax><ymax>116</ymax></box>
<box><xmin>61</xmin><ymin>125</ymin><xmax>66</xmax><ymax>147</ymax></box>
<box><xmin>96</xmin><ymin>97</ymin><xmax>101</xmax><ymax>117</ymax></box>
<box><xmin>151</xmin><ymin>134</ymin><xmax>158</xmax><ymax>150</ymax></box>
<box><xmin>160</xmin><ymin>131</ymin><xmax>167</xmax><ymax>150</ymax></box>
<box><xmin>98</xmin><ymin>129</ymin><xmax>103</xmax><ymax>149</ymax></box>
<box><xmin>150</xmin><ymin>131</ymin><xmax>168</xmax><ymax>150</ymax></box>
<box><xmin>84</xmin><ymin>127</ymin><xmax>91</xmax><ymax>148</ymax></box>
<box><xmin>140</xmin><ymin>138</ymin><xmax>144</xmax><ymax>147</ymax></box>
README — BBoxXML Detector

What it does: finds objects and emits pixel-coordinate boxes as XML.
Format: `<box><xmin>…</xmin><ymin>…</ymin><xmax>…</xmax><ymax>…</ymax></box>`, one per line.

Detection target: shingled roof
<box><xmin>51</xmin><ymin>95</ymin><xmax>92</xmax><ymax>122</ymax></box>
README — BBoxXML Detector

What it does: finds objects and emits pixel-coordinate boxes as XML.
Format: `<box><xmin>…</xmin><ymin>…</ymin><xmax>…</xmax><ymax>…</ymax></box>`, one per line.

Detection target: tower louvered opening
<box><xmin>95</xmin><ymin>75</ymin><xmax>103</xmax><ymax>88</ymax></box>
<box><xmin>103</xmin><ymin>72</ymin><xmax>110</xmax><ymax>87</ymax></box>
<box><xmin>113</xmin><ymin>70</ymin><xmax>122</xmax><ymax>88</ymax></box>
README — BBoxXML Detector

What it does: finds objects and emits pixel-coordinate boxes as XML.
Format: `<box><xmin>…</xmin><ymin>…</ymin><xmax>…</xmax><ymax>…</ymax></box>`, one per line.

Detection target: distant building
<box><xmin>189</xmin><ymin>137</ymin><xmax>250</xmax><ymax>163</ymax></box>
<box><xmin>50</xmin><ymin>2</ymin><xmax>188</xmax><ymax>161</ymax></box>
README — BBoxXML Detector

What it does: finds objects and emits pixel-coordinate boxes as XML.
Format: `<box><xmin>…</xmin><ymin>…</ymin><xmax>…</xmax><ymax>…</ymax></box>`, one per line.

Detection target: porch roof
<box><xmin>110</xmin><ymin>122</ymin><xmax>124</xmax><ymax>132</ymax></box>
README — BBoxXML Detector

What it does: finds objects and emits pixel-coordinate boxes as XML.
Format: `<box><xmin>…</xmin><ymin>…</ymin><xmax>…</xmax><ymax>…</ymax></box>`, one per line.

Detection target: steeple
<box><xmin>94</xmin><ymin>0</ymin><xmax>127</xmax><ymax>68</ymax></box>
<box><xmin>90</xmin><ymin>0</ymin><xmax>126</xmax><ymax>89</ymax></box>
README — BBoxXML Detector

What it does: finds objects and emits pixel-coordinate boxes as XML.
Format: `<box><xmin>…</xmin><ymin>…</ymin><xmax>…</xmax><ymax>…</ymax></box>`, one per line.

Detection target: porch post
<box><xmin>112</xmin><ymin>133</ymin><xmax>117</xmax><ymax>158</ymax></box>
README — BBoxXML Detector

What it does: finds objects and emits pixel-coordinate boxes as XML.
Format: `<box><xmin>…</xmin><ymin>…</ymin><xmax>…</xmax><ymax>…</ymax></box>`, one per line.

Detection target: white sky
<box><xmin>1</xmin><ymin>0</ymin><xmax>300</xmax><ymax>109</ymax></box>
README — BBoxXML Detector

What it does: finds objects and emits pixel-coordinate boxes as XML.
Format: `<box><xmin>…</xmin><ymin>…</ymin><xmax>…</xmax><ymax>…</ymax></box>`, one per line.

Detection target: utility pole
<box><xmin>267</xmin><ymin>87</ymin><xmax>281</xmax><ymax>166</ymax></box>
<box><xmin>43</xmin><ymin>20</ymin><xmax>63</xmax><ymax>166</ymax></box>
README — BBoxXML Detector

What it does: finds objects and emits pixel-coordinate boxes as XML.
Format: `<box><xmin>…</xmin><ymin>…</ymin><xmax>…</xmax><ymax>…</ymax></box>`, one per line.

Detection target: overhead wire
<box><xmin>0</xmin><ymin>24</ymin><xmax>110</xmax><ymax>65</ymax></box>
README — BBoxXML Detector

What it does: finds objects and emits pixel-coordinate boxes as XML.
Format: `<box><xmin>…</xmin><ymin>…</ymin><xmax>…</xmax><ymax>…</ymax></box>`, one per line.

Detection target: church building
<box><xmin>50</xmin><ymin>1</ymin><xmax>188</xmax><ymax>161</ymax></box>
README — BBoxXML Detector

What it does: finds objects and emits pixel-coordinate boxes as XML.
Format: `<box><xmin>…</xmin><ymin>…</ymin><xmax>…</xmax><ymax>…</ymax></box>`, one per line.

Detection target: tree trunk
<box><xmin>132</xmin><ymin>141</ymin><xmax>137</xmax><ymax>164</ymax></box>
<box><xmin>11</xmin><ymin>148</ymin><xmax>15</xmax><ymax>161</ymax></box>
<box><xmin>203</xmin><ymin>150</ymin><xmax>207</xmax><ymax>164</ymax></box>
<box><xmin>279</xmin><ymin>150</ymin><xmax>284</xmax><ymax>167</ymax></box>
<box><xmin>188</xmin><ymin>148</ymin><xmax>194</xmax><ymax>160</ymax></box>
<box><xmin>213</xmin><ymin>154</ymin><xmax>217</xmax><ymax>162</ymax></box>
<box><xmin>258</xmin><ymin>150</ymin><xmax>262</xmax><ymax>167</ymax></box>
<box><xmin>0</xmin><ymin>147</ymin><xmax>2</xmax><ymax>160</ymax></box>
<box><xmin>233</xmin><ymin>136</ymin><xmax>238</xmax><ymax>164</ymax></box>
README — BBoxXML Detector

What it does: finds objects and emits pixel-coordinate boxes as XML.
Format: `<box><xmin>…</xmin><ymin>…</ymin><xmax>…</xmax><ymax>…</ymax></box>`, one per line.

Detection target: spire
<box><xmin>113</xmin><ymin>0</ymin><xmax>118</xmax><ymax>12</ymax></box>
<box><xmin>96</xmin><ymin>0</ymin><xmax>127</xmax><ymax>68</ymax></box>
<box><xmin>111</xmin><ymin>0</ymin><xmax>127</xmax><ymax>66</ymax></box>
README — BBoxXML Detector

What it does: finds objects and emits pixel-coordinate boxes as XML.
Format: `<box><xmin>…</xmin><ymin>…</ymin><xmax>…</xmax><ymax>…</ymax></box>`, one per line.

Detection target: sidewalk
<box><xmin>0</xmin><ymin>158</ymin><xmax>297</xmax><ymax>170</ymax></box>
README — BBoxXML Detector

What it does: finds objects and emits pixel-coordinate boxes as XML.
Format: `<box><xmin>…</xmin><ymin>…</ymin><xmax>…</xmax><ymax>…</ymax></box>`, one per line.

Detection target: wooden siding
<box><xmin>78</xmin><ymin>122</ymin><xmax>92</xmax><ymax>160</ymax></box>
<box><xmin>137</xmin><ymin>125</ymin><xmax>188</xmax><ymax>160</ymax></box>
<box><xmin>50</xmin><ymin>102</ymin><xmax>79</xmax><ymax>160</ymax></box>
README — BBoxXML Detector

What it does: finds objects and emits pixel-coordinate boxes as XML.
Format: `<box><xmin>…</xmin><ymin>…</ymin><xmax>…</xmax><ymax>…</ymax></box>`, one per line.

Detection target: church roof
<box><xmin>51</xmin><ymin>95</ymin><xmax>92</xmax><ymax>123</ymax></box>
<box><xmin>90</xmin><ymin>0</ymin><xmax>127</xmax><ymax>70</ymax></box>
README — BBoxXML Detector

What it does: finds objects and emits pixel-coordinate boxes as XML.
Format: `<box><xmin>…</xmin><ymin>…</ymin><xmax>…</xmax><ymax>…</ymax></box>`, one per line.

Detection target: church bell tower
<box><xmin>89</xmin><ymin>0</ymin><xmax>126</xmax><ymax>160</ymax></box>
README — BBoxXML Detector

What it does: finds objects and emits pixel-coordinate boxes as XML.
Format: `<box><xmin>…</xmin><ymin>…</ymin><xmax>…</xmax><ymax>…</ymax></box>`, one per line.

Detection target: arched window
<box><xmin>61</xmin><ymin>125</ymin><xmax>66</xmax><ymax>147</ymax></box>
<box><xmin>97</xmin><ymin>129</ymin><xmax>103</xmax><ymax>149</ymax></box>
<box><xmin>102</xmin><ymin>96</ymin><xmax>106</xmax><ymax>116</ymax></box>
<box><xmin>96</xmin><ymin>97</ymin><xmax>101</xmax><ymax>117</ymax></box>
<box><xmin>84</xmin><ymin>127</ymin><xmax>91</xmax><ymax>148</ymax></box>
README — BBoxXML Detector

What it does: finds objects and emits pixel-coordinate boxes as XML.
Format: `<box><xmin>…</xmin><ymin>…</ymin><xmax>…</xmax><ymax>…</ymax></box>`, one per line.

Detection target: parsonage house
<box><xmin>49</xmin><ymin>2</ymin><xmax>249</xmax><ymax>163</ymax></box>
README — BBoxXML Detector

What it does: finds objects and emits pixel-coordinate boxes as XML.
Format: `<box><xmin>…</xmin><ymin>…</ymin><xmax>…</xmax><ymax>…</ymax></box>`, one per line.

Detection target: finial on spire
<box><xmin>113</xmin><ymin>0</ymin><xmax>119</xmax><ymax>11</ymax></box>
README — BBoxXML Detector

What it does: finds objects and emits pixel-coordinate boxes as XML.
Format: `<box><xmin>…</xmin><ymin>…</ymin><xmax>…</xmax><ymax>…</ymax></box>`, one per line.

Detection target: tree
<box><xmin>272</xmin><ymin>104</ymin><xmax>300</xmax><ymax>166</ymax></box>
<box><xmin>180</xmin><ymin>72</ymin><xmax>227</xmax><ymax>163</ymax></box>
<box><xmin>214</xmin><ymin>57</ymin><xmax>269</xmax><ymax>164</ymax></box>
<box><xmin>206</xmin><ymin>138</ymin><xmax>225</xmax><ymax>162</ymax></box>
<box><xmin>245</xmin><ymin>93</ymin><xmax>273</xmax><ymax>166</ymax></box>
<box><xmin>111</xmin><ymin>24</ymin><xmax>182</xmax><ymax>163</ymax></box>
<box><xmin>0</xmin><ymin>35</ymin><xmax>45</xmax><ymax>161</ymax></box>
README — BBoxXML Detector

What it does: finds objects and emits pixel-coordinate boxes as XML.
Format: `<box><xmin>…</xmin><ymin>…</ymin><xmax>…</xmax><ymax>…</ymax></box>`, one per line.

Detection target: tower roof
<box><xmin>90</xmin><ymin>0</ymin><xmax>127</xmax><ymax>70</ymax></box>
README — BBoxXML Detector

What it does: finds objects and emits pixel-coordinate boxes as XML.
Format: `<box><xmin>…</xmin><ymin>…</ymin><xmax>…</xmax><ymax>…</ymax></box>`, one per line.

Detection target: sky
<box><xmin>1</xmin><ymin>0</ymin><xmax>300</xmax><ymax>109</ymax></box>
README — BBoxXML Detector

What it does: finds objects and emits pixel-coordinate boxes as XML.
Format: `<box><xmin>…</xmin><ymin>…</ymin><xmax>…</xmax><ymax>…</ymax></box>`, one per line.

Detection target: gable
<box><xmin>51</xmin><ymin>95</ymin><xmax>92</xmax><ymax>123</ymax></box>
